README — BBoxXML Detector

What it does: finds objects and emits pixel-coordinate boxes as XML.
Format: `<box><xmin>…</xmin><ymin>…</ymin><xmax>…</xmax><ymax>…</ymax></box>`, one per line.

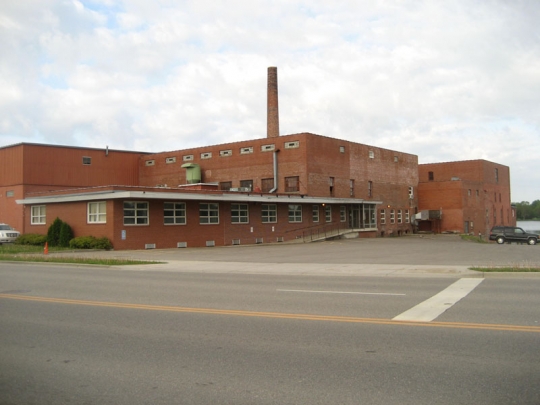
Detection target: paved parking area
<box><xmin>47</xmin><ymin>234</ymin><xmax>540</xmax><ymax>277</ymax></box>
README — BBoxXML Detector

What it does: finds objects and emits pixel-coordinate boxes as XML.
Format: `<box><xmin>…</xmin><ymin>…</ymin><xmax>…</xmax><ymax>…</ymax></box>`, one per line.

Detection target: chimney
<box><xmin>267</xmin><ymin>66</ymin><xmax>279</xmax><ymax>138</ymax></box>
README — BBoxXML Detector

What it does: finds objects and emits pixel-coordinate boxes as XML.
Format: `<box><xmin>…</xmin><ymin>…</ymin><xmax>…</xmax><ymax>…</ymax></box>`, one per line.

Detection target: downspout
<box><xmin>269</xmin><ymin>149</ymin><xmax>280</xmax><ymax>193</ymax></box>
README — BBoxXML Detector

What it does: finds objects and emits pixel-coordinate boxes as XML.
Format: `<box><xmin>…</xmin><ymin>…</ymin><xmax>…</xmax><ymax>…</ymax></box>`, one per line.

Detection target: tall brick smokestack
<box><xmin>267</xmin><ymin>66</ymin><xmax>279</xmax><ymax>138</ymax></box>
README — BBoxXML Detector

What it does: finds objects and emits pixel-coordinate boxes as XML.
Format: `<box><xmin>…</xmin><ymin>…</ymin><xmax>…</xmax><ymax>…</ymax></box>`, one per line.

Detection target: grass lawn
<box><xmin>0</xmin><ymin>244</ymin><xmax>160</xmax><ymax>266</ymax></box>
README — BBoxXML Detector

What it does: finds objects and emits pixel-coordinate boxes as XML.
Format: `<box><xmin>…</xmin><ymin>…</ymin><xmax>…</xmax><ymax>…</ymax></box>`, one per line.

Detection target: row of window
<box><xmin>145</xmin><ymin>141</ymin><xmax>301</xmax><ymax>167</ymax></box>
<box><xmin>380</xmin><ymin>209</ymin><xmax>410</xmax><ymax>225</ymax></box>
<box><xmin>218</xmin><ymin>177</ymin><xmax>414</xmax><ymax>198</ymax></box>
<box><xmin>30</xmin><ymin>202</ymin><xmax>350</xmax><ymax>226</ymax></box>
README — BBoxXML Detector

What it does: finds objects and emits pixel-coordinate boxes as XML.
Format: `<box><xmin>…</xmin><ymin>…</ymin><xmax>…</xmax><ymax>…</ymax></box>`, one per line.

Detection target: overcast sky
<box><xmin>1</xmin><ymin>1</ymin><xmax>539</xmax><ymax>202</ymax></box>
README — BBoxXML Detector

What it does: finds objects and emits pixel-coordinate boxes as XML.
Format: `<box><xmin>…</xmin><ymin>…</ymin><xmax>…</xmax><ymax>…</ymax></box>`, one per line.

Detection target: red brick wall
<box><xmin>139</xmin><ymin>133</ymin><xmax>419</xmax><ymax>237</ymax></box>
<box><xmin>418</xmin><ymin>160</ymin><xmax>514</xmax><ymax>235</ymax></box>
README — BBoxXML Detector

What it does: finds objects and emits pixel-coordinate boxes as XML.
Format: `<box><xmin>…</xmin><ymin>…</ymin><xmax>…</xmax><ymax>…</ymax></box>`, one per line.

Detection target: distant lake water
<box><xmin>517</xmin><ymin>220</ymin><xmax>540</xmax><ymax>233</ymax></box>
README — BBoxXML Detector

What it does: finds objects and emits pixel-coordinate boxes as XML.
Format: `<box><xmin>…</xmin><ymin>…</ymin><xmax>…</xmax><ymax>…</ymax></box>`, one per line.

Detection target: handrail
<box><xmin>284</xmin><ymin>222</ymin><xmax>351</xmax><ymax>243</ymax></box>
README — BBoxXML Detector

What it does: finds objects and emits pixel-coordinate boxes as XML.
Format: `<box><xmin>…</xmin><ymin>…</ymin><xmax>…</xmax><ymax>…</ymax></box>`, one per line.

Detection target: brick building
<box><xmin>3</xmin><ymin>131</ymin><xmax>418</xmax><ymax>249</ymax></box>
<box><xmin>0</xmin><ymin>67</ymin><xmax>513</xmax><ymax>249</ymax></box>
<box><xmin>418</xmin><ymin>160</ymin><xmax>515</xmax><ymax>236</ymax></box>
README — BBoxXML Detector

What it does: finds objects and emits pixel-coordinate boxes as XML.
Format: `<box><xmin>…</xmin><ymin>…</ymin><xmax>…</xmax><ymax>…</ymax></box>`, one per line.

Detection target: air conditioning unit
<box><xmin>206</xmin><ymin>240</ymin><xmax>215</xmax><ymax>247</ymax></box>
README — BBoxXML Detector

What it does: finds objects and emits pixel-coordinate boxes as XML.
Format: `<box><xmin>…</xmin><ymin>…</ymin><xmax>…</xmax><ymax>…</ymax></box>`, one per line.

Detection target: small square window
<box><xmin>88</xmin><ymin>201</ymin><xmax>106</xmax><ymax>223</ymax></box>
<box><xmin>200</xmin><ymin>203</ymin><xmax>219</xmax><ymax>224</ymax></box>
<box><xmin>31</xmin><ymin>205</ymin><xmax>46</xmax><ymax>224</ymax></box>
<box><xmin>288</xmin><ymin>204</ymin><xmax>302</xmax><ymax>223</ymax></box>
<box><xmin>83</xmin><ymin>156</ymin><xmax>92</xmax><ymax>165</ymax></box>
<box><xmin>164</xmin><ymin>202</ymin><xmax>186</xmax><ymax>225</ymax></box>
<box><xmin>231</xmin><ymin>203</ymin><xmax>249</xmax><ymax>224</ymax></box>
<box><xmin>262</xmin><ymin>204</ymin><xmax>277</xmax><ymax>223</ymax></box>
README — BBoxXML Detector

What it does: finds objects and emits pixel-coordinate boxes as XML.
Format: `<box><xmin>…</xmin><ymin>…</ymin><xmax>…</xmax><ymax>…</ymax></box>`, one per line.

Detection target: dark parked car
<box><xmin>489</xmin><ymin>226</ymin><xmax>539</xmax><ymax>245</ymax></box>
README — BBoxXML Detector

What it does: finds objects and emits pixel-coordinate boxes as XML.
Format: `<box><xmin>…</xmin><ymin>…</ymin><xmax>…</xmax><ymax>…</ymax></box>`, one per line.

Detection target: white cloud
<box><xmin>0</xmin><ymin>0</ymin><xmax>539</xmax><ymax>201</ymax></box>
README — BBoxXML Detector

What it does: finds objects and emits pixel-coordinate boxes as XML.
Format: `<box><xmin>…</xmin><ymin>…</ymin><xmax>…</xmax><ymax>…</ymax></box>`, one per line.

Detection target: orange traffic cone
<box><xmin>44</xmin><ymin>242</ymin><xmax>49</xmax><ymax>255</ymax></box>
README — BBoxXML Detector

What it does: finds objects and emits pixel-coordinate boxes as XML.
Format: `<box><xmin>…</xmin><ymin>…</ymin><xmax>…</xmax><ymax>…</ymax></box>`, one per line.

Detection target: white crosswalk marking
<box><xmin>393</xmin><ymin>278</ymin><xmax>484</xmax><ymax>322</ymax></box>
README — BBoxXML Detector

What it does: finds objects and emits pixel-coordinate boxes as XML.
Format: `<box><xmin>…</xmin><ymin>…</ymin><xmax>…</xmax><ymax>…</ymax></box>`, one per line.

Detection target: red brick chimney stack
<box><xmin>267</xmin><ymin>66</ymin><xmax>280</xmax><ymax>138</ymax></box>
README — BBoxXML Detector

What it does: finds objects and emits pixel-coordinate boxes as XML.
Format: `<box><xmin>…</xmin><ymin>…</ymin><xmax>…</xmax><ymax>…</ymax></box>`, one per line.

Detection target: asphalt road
<box><xmin>1</xmin><ymin>245</ymin><xmax>540</xmax><ymax>405</ymax></box>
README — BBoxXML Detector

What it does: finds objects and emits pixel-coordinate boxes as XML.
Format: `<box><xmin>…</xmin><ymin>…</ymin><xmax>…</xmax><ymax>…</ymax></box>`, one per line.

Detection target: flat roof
<box><xmin>17</xmin><ymin>190</ymin><xmax>381</xmax><ymax>206</ymax></box>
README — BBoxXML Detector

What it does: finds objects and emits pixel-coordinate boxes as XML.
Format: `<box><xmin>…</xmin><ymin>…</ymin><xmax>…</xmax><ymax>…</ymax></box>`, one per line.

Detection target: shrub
<box><xmin>69</xmin><ymin>236</ymin><xmax>113</xmax><ymax>250</ymax></box>
<box><xmin>59</xmin><ymin>222</ymin><xmax>74</xmax><ymax>247</ymax></box>
<box><xmin>15</xmin><ymin>233</ymin><xmax>48</xmax><ymax>246</ymax></box>
<box><xmin>47</xmin><ymin>217</ymin><xmax>63</xmax><ymax>247</ymax></box>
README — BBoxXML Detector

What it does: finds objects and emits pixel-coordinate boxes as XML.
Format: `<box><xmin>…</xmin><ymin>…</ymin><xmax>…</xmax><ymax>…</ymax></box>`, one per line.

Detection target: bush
<box><xmin>15</xmin><ymin>233</ymin><xmax>48</xmax><ymax>246</ymax></box>
<box><xmin>69</xmin><ymin>236</ymin><xmax>113</xmax><ymax>250</ymax></box>
<box><xmin>59</xmin><ymin>222</ymin><xmax>74</xmax><ymax>247</ymax></box>
<box><xmin>47</xmin><ymin>217</ymin><xmax>63</xmax><ymax>247</ymax></box>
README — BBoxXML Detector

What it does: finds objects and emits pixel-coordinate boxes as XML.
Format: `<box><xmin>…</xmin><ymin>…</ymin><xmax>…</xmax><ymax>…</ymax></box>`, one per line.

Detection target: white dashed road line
<box><xmin>277</xmin><ymin>289</ymin><xmax>405</xmax><ymax>296</ymax></box>
<box><xmin>393</xmin><ymin>278</ymin><xmax>484</xmax><ymax>322</ymax></box>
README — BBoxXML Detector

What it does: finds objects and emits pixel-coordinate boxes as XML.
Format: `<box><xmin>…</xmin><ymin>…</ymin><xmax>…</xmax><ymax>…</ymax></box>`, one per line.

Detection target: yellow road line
<box><xmin>1</xmin><ymin>293</ymin><xmax>539</xmax><ymax>333</ymax></box>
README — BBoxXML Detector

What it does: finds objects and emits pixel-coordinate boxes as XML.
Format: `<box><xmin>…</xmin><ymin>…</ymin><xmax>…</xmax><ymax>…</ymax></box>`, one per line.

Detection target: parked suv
<box><xmin>0</xmin><ymin>224</ymin><xmax>20</xmax><ymax>244</ymax></box>
<box><xmin>489</xmin><ymin>226</ymin><xmax>539</xmax><ymax>245</ymax></box>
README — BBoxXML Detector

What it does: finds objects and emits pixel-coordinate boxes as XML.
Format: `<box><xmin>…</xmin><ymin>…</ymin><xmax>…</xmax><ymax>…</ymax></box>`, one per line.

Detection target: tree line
<box><xmin>514</xmin><ymin>200</ymin><xmax>540</xmax><ymax>220</ymax></box>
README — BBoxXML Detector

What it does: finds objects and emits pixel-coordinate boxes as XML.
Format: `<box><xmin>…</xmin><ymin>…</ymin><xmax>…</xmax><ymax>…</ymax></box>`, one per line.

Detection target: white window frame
<box><xmin>312</xmin><ymin>205</ymin><xmax>319</xmax><ymax>222</ymax></box>
<box><xmin>288</xmin><ymin>204</ymin><xmax>302</xmax><ymax>223</ymax></box>
<box><xmin>31</xmin><ymin>205</ymin><xmax>46</xmax><ymax>225</ymax></box>
<box><xmin>380</xmin><ymin>209</ymin><xmax>386</xmax><ymax>225</ymax></box>
<box><xmin>231</xmin><ymin>203</ymin><xmax>249</xmax><ymax>224</ymax></box>
<box><xmin>200</xmin><ymin>203</ymin><xmax>219</xmax><ymax>224</ymax></box>
<box><xmin>88</xmin><ymin>201</ymin><xmax>106</xmax><ymax>224</ymax></box>
<box><xmin>340</xmin><ymin>206</ymin><xmax>347</xmax><ymax>222</ymax></box>
<box><xmin>406</xmin><ymin>210</ymin><xmax>410</xmax><ymax>223</ymax></box>
<box><xmin>123</xmin><ymin>201</ymin><xmax>149</xmax><ymax>225</ymax></box>
<box><xmin>262</xmin><ymin>204</ymin><xmax>277</xmax><ymax>223</ymax></box>
<box><xmin>398</xmin><ymin>209</ymin><xmax>402</xmax><ymax>224</ymax></box>
<box><xmin>390</xmin><ymin>209</ymin><xmax>395</xmax><ymax>224</ymax></box>
<box><xmin>164</xmin><ymin>202</ymin><xmax>186</xmax><ymax>225</ymax></box>
<box><xmin>325</xmin><ymin>205</ymin><xmax>332</xmax><ymax>222</ymax></box>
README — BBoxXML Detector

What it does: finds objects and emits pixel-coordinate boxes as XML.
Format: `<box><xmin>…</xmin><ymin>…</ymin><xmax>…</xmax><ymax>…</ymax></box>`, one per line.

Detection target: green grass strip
<box><xmin>0</xmin><ymin>255</ymin><xmax>161</xmax><ymax>265</ymax></box>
